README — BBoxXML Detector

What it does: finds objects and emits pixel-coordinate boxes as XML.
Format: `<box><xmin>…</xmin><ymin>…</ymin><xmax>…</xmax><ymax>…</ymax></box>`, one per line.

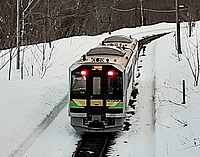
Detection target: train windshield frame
<box><xmin>70</xmin><ymin>65</ymin><xmax>123</xmax><ymax>99</ymax></box>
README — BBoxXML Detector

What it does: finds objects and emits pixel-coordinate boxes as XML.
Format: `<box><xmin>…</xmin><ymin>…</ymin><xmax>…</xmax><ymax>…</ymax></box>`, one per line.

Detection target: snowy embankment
<box><xmin>0</xmin><ymin>36</ymin><xmax>102</xmax><ymax>157</ymax></box>
<box><xmin>154</xmin><ymin>26</ymin><xmax>200</xmax><ymax>156</ymax></box>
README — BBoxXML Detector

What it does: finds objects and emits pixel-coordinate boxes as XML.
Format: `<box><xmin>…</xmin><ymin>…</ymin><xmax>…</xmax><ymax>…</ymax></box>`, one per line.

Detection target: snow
<box><xmin>1</xmin><ymin>22</ymin><xmax>200</xmax><ymax>157</ymax></box>
<box><xmin>154</xmin><ymin>27</ymin><xmax>200</xmax><ymax>157</ymax></box>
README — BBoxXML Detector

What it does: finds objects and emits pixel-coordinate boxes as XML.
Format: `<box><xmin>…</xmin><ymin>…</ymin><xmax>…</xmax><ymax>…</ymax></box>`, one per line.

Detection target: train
<box><xmin>69</xmin><ymin>35</ymin><xmax>139</xmax><ymax>132</ymax></box>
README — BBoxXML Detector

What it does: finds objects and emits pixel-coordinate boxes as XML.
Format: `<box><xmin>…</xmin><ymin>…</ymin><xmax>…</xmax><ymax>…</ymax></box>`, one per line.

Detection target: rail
<box><xmin>72</xmin><ymin>133</ymin><xmax>111</xmax><ymax>157</ymax></box>
<box><xmin>138</xmin><ymin>32</ymin><xmax>171</xmax><ymax>53</ymax></box>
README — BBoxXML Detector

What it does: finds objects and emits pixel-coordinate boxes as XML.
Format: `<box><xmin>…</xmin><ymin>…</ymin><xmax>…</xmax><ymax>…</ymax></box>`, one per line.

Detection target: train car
<box><xmin>69</xmin><ymin>35</ymin><xmax>138</xmax><ymax>132</ymax></box>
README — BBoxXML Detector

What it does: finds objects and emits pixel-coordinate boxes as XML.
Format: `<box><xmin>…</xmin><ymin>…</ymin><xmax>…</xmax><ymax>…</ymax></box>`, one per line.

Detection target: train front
<box><xmin>69</xmin><ymin>62</ymin><xmax>124</xmax><ymax>132</ymax></box>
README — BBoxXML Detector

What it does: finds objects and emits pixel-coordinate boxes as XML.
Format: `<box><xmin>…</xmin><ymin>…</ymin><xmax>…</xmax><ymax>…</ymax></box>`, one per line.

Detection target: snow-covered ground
<box><xmin>1</xmin><ymin>22</ymin><xmax>200</xmax><ymax>157</ymax></box>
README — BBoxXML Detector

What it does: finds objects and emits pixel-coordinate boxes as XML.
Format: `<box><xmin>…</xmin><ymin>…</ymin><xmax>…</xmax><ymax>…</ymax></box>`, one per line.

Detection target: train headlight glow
<box><xmin>107</xmin><ymin>70</ymin><xmax>114</xmax><ymax>76</ymax></box>
<box><xmin>81</xmin><ymin>70</ymin><xmax>87</xmax><ymax>76</ymax></box>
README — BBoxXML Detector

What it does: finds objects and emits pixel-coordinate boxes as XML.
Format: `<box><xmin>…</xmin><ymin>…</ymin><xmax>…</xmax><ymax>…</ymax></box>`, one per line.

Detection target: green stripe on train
<box><xmin>70</xmin><ymin>101</ymin><xmax>84</xmax><ymax>108</ymax></box>
<box><xmin>108</xmin><ymin>102</ymin><xmax>123</xmax><ymax>109</ymax></box>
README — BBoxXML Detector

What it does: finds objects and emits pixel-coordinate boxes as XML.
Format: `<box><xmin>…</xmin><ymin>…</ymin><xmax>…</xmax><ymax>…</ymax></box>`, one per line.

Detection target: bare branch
<box><xmin>170</xmin><ymin>115</ymin><xmax>188</xmax><ymax>127</ymax></box>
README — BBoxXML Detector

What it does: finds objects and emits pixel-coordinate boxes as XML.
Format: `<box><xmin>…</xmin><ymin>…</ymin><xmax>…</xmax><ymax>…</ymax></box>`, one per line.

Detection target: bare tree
<box><xmin>183</xmin><ymin>27</ymin><xmax>200</xmax><ymax>86</ymax></box>
<box><xmin>28</xmin><ymin>42</ymin><xmax>56</xmax><ymax>79</ymax></box>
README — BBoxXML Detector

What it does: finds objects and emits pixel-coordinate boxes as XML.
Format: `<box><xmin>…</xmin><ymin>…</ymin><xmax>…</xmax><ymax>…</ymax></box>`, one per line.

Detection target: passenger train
<box><xmin>69</xmin><ymin>35</ymin><xmax>138</xmax><ymax>132</ymax></box>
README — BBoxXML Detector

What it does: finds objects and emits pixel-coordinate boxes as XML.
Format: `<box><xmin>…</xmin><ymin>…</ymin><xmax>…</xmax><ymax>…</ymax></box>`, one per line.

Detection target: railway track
<box><xmin>72</xmin><ymin>133</ymin><xmax>112</xmax><ymax>157</ymax></box>
<box><xmin>138</xmin><ymin>32</ymin><xmax>171</xmax><ymax>52</ymax></box>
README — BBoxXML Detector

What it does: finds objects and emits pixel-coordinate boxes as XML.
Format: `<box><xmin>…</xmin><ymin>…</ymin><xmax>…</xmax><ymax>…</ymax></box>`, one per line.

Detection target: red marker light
<box><xmin>81</xmin><ymin>70</ymin><xmax>87</xmax><ymax>76</ymax></box>
<box><xmin>107</xmin><ymin>70</ymin><xmax>114</xmax><ymax>76</ymax></box>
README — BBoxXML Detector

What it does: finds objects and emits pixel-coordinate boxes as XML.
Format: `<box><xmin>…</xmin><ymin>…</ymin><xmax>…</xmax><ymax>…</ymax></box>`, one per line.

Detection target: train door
<box><xmin>85</xmin><ymin>72</ymin><xmax>107</xmax><ymax>128</ymax></box>
<box><xmin>88</xmin><ymin>73</ymin><xmax>105</xmax><ymax>114</ymax></box>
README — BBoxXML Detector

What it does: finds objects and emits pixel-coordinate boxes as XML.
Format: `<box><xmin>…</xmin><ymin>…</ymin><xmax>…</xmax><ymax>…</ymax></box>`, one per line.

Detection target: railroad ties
<box><xmin>72</xmin><ymin>133</ymin><xmax>113</xmax><ymax>157</ymax></box>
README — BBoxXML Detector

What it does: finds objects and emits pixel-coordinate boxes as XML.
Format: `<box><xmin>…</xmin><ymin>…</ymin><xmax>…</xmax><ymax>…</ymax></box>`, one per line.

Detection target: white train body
<box><xmin>69</xmin><ymin>35</ymin><xmax>138</xmax><ymax>132</ymax></box>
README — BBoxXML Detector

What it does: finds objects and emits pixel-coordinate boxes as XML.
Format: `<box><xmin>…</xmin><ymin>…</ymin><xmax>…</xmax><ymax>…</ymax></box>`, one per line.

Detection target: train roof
<box><xmin>103</xmin><ymin>35</ymin><xmax>133</xmax><ymax>43</ymax></box>
<box><xmin>87</xmin><ymin>46</ymin><xmax>125</xmax><ymax>56</ymax></box>
<box><xmin>70</xmin><ymin>35</ymin><xmax>138</xmax><ymax>70</ymax></box>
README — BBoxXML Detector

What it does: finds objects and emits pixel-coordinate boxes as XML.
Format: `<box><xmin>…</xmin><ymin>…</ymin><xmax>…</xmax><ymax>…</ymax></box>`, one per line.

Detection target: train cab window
<box><xmin>93</xmin><ymin>77</ymin><xmax>101</xmax><ymax>95</ymax></box>
<box><xmin>71</xmin><ymin>75</ymin><xmax>86</xmax><ymax>94</ymax></box>
<box><xmin>107</xmin><ymin>76</ymin><xmax>122</xmax><ymax>94</ymax></box>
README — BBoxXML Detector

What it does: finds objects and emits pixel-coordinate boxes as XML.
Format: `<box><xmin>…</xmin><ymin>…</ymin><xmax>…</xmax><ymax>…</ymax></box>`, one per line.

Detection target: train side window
<box><xmin>107</xmin><ymin>76</ymin><xmax>122</xmax><ymax>93</ymax></box>
<box><xmin>93</xmin><ymin>77</ymin><xmax>101</xmax><ymax>95</ymax></box>
<box><xmin>71</xmin><ymin>75</ymin><xmax>86</xmax><ymax>94</ymax></box>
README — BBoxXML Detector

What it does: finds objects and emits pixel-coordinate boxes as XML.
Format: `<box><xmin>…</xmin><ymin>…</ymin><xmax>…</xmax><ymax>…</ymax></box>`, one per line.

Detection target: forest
<box><xmin>0</xmin><ymin>0</ymin><xmax>200</xmax><ymax>49</ymax></box>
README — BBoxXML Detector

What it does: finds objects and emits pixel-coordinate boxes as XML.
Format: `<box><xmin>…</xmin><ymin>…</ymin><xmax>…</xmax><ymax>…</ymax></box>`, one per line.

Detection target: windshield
<box><xmin>71</xmin><ymin>75</ymin><xmax>86</xmax><ymax>94</ymax></box>
<box><xmin>107</xmin><ymin>76</ymin><xmax>122</xmax><ymax>94</ymax></box>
